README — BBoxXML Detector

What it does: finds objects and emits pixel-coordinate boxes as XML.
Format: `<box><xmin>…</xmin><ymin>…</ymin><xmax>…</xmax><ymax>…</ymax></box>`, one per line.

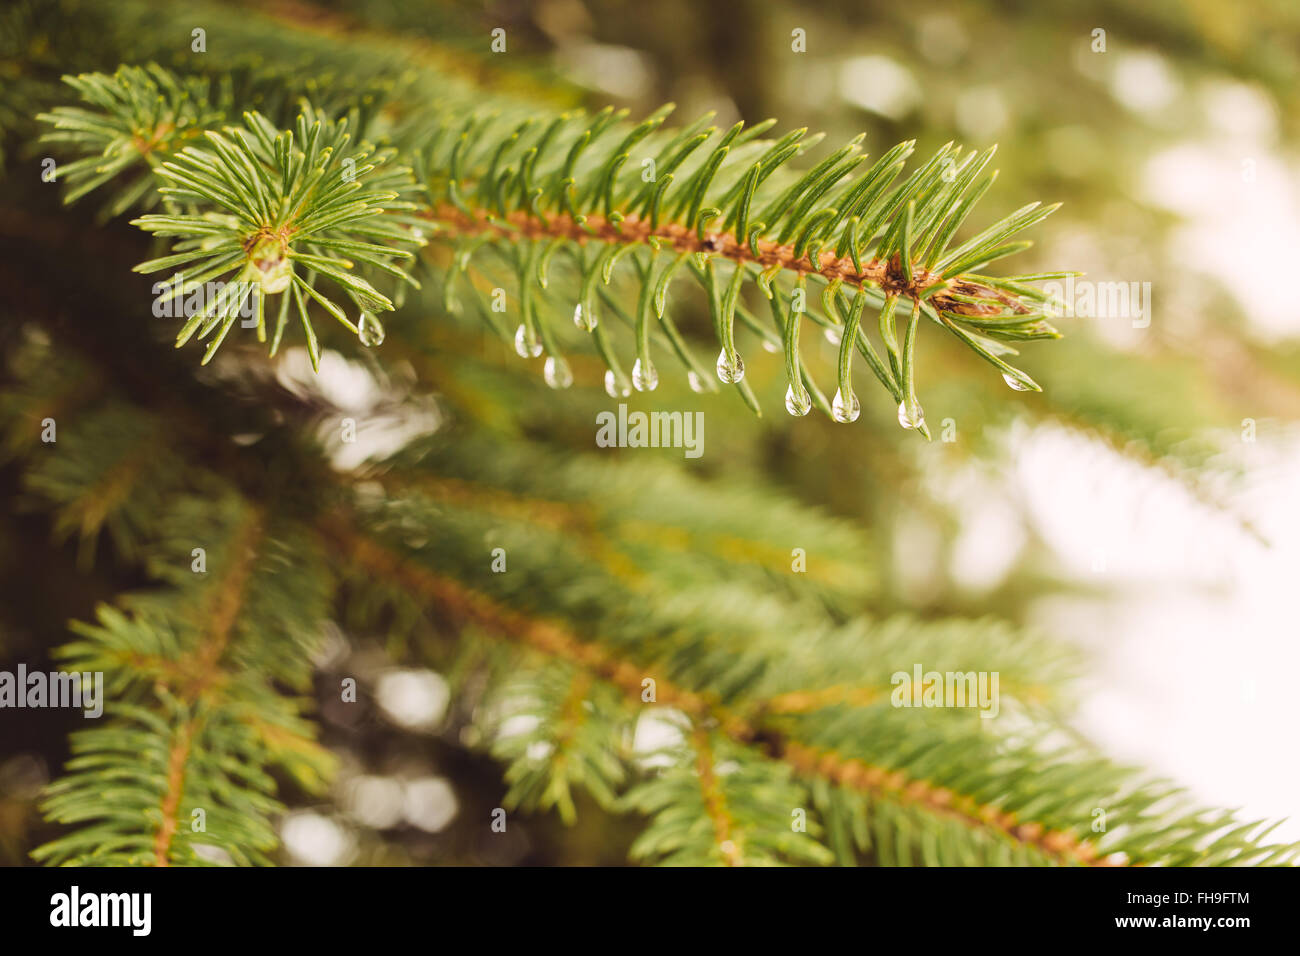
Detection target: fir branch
<box><xmin>427</xmin><ymin>202</ymin><xmax>1041</xmax><ymax>325</ymax></box>
<box><xmin>777</xmin><ymin>740</ymin><xmax>1106</xmax><ymax>866</ymax></box>
<box><xmin>5</xmin><ymin>323</ymin><xmax>1293</xmax><ymax>868</ymax></box>
<box><xmin>418</xmin><ymin>104</ymin><xmax>1066</xmax><ymax>432</ymax></box>
<box><xmin>128</xmin><ymin>109</ymin><xmax>424</xmax><ymax>369</ymax></box>
<box><xmin>25</xmin><ymin>404</ymin><xmax>171</xmax><ymax>565</ymax></box>
<box><xmin>36</xmin><ymin>64</ymin><xmax>228</xmax><ymax>217</ymax></box>
<box><xmin>325</xmin><ymin>510</ymin><xmax>1299</xmax><ymax>868</ymax></box>
<box><xmin>485</xmin><ymin>666</ymin><xmax>626</xmax><ymax>824</ymax></box>
<box><xmin>688</xmin><ymin>727</ymin><xmax>742</xmax><ymax>866</ymax></box>
<box><xmin>153</xmin><ymin>717</ymin><xmax>200</xmax><ymax>867</ymax></box>
<box><xmin>324</xmin><ymin>510</ymin><xmax>1084</xmax><ymax>862</ymax></box>
<box><xmin>37</xmin><ymin>60</ymin><xmax>1068</xmax><ymax>433</ymax></box>
<box><xmin>374</xmin><ymin>430</ymin><xmax>875</xmax><ymax>604</ymax></box>
<box><xmin>623</xmin><ymin>726</ymin><xmax>831</xmax><ymax>866</ymax></box>
<box><xmin>31</xmin><ymin>481</ymin><xmax>334</xmax><ymax>865</ymax></box>
<box><xmin>318</xmin><ymin>516</ymin><xmax>1087</xmax><ymax>865</ymax></box>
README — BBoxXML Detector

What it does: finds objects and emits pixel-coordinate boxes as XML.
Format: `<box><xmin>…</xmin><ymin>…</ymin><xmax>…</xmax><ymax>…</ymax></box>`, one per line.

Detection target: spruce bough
<box><xmin>41</xmin><ymin>65</ymin><xmax>1070</xmax><ymax>438</ymax></box>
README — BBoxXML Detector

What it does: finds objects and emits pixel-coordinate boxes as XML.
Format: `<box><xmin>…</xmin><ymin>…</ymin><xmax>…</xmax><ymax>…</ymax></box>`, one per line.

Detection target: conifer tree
<box><xmin>0</xmin><ymin>0</ymin><xmax>1295</xmax><ymax>867</ymax></box>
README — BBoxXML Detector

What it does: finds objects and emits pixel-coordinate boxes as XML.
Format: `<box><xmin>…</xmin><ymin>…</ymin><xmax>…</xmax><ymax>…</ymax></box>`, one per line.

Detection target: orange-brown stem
<box><xmin>152</xmin><ymin>508</ymin><xmax>263</xmax><ymax>865</ymax></box>
<box><xmin>426</xmin><ymin>202</ymin><xmax>1030</xmax><ymax>319</ymax></box>
<box><xmin>322</xmin><ymin>513</ymin><xmax>1114</xmax><ymax>867</ymax></box>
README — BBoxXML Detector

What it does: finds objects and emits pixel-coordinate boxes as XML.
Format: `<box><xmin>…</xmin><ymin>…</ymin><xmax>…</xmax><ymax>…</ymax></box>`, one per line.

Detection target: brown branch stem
<box><xmin>151</xmin><ymin>507</ymin><xmax>264</xmax><ymax>865</ymax></box>
<box><xmin>426</xmin><ymin>203</ymin><xmax>1029</xmax><ymax>319</ymax></box>
<box><xmin>320</xmin><ymin>513</ymin><xmax>1114</xmax><ymax>867</ymax></box>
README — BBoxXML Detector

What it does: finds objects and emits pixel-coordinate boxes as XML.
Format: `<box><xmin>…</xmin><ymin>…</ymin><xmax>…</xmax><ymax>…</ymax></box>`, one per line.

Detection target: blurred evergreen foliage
<box><xmin>0</xmin><ymin>0</ymin><xmax>1296</xmax><ymax>866</ymax></box>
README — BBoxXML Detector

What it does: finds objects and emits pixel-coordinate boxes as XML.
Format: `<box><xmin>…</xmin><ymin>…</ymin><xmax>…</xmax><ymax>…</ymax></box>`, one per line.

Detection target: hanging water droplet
<box><xmin>715</xmin><ymin>349</ymin><xmax>745</xmax><ymax>384</ymax></box>
<box><xmin>1002</xmin><ymin>372</ymin><xmax>1031</xmax><ymax>391</ymax></box>
<box><xmin>357</xmin><ymin>311</ymin><xmax>385</xmax><ymax>347</ymax></box>
<box><xmin>632</xmin><ymin>357</ymin><xmax>659</xmax><ymax>392</ymax></box>
<box><xmin>824</xmin><ymin>326</ymin><xmax>843</xmax><ymax>346</ymax></box>
<box><xmin>573</xmin><ymin>303</ymin><xmax>597</xmax><ymax>331</ymax></box>
<box><xmin>785</xmin><ymin>385</ymin><xmax>811</xmax><ymax>417</ymax></box>
<box><xmin>604</xmin><ymin>369</ymin><xmax>630</xmax><ymax>398</ymax></box>
<box><xmin>898</xmin><ymin>401</ymin><xmax>926</xmax><ymax>430</ymax></box>
<box><xmin>514</xmin><ymin>324</ymin><xmax>542</xmax><ymax>358</ymax></box>
<box><xmin>687</xmin><ymin>370</ymin><xmax>707</xmax><ymax>394</ymax></box>
<box><xmin>543</xmin><ymin>356</ymin><xmax>573</xmax><ymax>389</ymax></box>
<box><xmin>832</xmin><ymin>388</ymin><xmax>861</xmax><ymax>423</ymax></box>
<box><xmin>762</xmin><ymin>339</ymin><xmax>780</xmax><ymax>353</ymax></box>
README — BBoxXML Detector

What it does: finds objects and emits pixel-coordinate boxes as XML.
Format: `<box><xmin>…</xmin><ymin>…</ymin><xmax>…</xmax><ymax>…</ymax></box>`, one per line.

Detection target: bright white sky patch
<box><xmin>1010</xmin><ymin>423</ymin><xmax>1300</xmax><ymax>842</ymax></box>
<box><xmin>1141</xmin><ymin>78</ymin><xmax>1300</xmax><ymax>341</ymax></box>
<box><xmin>1110</xmin><ymin>51</ymin><xmax>1180</xmax><ymax>114</ymax></box>
<box><xmin>839</xmin><ymin>56</ymin><xmax>921</xmax><ymax>120</ymax></box>
<box><xmin>556</xmin><ymin>43</ymin><xmax>654</xmax><ymax>99</ymax></box>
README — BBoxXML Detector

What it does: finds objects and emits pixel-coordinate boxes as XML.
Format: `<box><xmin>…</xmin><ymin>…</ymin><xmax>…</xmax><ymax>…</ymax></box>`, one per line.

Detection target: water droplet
<box><xmin>514</xmin><ymin>324</ymin><xmax>542</xmax><ymax>358</ymax></box>
<box><xmin>898</xmin><ymin>401</ymin><xmax>926</xmax><ymax>430</ymax></box>
<box><xmin>573</xmin><ymin>303</ymin><xmax>597</xmax><ymax>331</ymax></box>
<box><xmin>1002</xmin><ymin>372</ymin><xmax>1031</xmax><ymax>391</ymax></box>
<box><xmin>762</xmin><ymin>339</ymin><xmax>780</xmax><ymax>353</ymax></box>
<box><xmin>832</xmin><ymin>388</ymin><xmax>860</xmax><ymax>423</ymax></box>
<box><xmin>785</xmin><ymin>385</ymin><xmax>811</xmax><ymax>417</ymax></box>
<box><xmin>543</xmin><ymin>356</ymin><xmax>573</xmax><ymax>389</ymax></box>
<box><xmin>824</xmin><ymin>326</ymin><xmax>843</xmax><ymax>345</ymax></box>
<box><xmin>357</xmin><ymin>311</ymin><xmax>385</xmax><ymax>347</ymax></box>
<box><xmin>604</xmin><ymin>369</ymin><xmax>630</xmax><ymax>398</ymax></box>
<box><xmin>715</xmin><ymin>349</ymin><xmax>745</xmax><ymax>384</ymax></box>
<box><xmin>687</xmin><ymin>370</ymin><xmax>707</xmax><ymax>394</ymax></box>
<box><xmin>632</xmin><ymin>357</ymin><xmax>658</xmax><ymax>392</ymax></box>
